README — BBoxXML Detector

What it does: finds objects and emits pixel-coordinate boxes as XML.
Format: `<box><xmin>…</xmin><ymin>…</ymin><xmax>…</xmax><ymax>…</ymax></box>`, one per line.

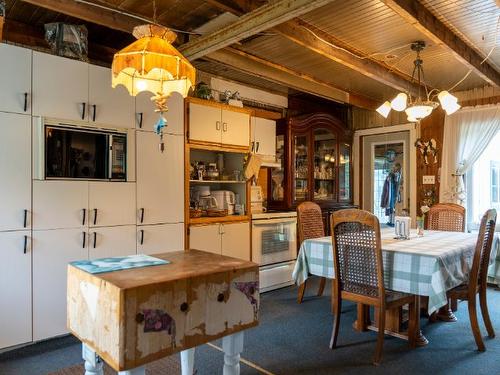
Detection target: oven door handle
<box><xmin>252</xmin><ymin>219</ymin><xmax>297</xmax><ymax>226</ymax></box>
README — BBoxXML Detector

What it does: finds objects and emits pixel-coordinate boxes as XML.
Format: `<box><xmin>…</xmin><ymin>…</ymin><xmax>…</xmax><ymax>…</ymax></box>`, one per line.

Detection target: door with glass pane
<box><xmin>313</xmin><ymin>128</ymin><xmax>336</xmax><ymax>202</ymax></box>
<box><xmin>293</xmin><ymin>133</ymin><xmax>309</xmax><ymax>204</ymax></box>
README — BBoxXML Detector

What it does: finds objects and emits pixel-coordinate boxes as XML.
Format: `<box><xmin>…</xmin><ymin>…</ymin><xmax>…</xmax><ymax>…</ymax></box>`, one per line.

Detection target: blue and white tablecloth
<box><xmin>292</xmin><ymin>229</ymin><xmax>500</xmax><ymax>314</ymax></box>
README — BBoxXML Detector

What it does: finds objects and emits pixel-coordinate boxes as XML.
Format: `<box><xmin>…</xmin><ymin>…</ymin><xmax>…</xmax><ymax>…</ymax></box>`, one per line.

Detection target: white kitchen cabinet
<box><xmin>189</xmin><ymin>221</ymin><xmax>250</xmax><ymax>260</ymax></box>
<box><xmin>0</xmin><ymin>44</ymin><xmax>32</xmax><ymax>114</ymax></box>
<box><xmin>0</xmin><ymin>113</ymin><xmax>31</xmax><ymax>231</ymax></box>
<box><xmin>88</xmin><ymin>65</ymin><xmax>135</xmax><ymax>128</ymax></box>
<box><xmin>88</xmin><ymin>225</ymin><xmax>137</xmax><ymax>259</ymax></box>
<box><xmin>251</xmin><ymin>117</ymin><xmax>276</xmax><ymax>158</ymax></box>
<box><xmin>135</xmin><ymin>91</ymin><xmax>184</xmax><ymax>135</ymax></box>
<box><xmin>33</xmin><ymin>228</ymin><xmax>88</xmax><ymax>341</ymax></box>
<box><xmin>32</xmin><ymin>51</ymin><xmax>89</xmax><ymax>121</ymax></box>
<box><xmin>0</xmin><ymin>231</ymin><xmax>32</xmax><ymax>349</ymax></box>
<box><xmin>137</xmin><ymin>223</ymin><xmax>184</xmax><ymax>255</ymax></box>
<box><xmin>136</xmin><ymin>132</ymin><xmax>184</xmax><ymax>225</ymax></box>
<box><xmin>221</xmin><ymin>222</ymin><xmax>250</xmax><ymax>261</ymax></box>
<box><xmin>221</xmin><ymin>109</ymin><xmax>250</xmax><ymax>147</ymax></box>
<box><xmin>88</xmin><ymin>182</ymin><xmax>136</xmax><ymax>227</ymax></box>
<box><xmin>189</xmin><ymin>224</ymin><xmax>221</xmax><ymax>255</ymax></box>
<box><xmin>188</xmin><ymin>102</ymin><xmax>221</xmax><ymax>144</ymax></box>
<box><xmin>33</xmin><ymin>180</ymin><xmax>89</xmax><ymax>230</ymax></box>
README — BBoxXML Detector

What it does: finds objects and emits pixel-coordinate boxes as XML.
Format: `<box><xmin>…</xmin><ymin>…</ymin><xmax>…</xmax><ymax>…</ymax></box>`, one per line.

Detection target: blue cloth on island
<box><xmin>71</xmin><ymin>254</ymin><xmax>169</xmax><ymax>274</ymax></box>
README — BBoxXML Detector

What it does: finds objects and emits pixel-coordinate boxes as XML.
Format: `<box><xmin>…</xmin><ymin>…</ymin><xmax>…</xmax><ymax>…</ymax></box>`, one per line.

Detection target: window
<box><xmin>468</xmin><ymin>131</ymin><xmax>500</xmax><ymax>229</ymax></box>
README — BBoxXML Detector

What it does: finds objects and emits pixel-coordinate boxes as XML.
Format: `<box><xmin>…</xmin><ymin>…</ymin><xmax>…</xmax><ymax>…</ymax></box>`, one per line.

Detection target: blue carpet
<box><xmin>1</xmin><ymin>277</ymin><xmax>500</xmax><ymax>374</ymax></box>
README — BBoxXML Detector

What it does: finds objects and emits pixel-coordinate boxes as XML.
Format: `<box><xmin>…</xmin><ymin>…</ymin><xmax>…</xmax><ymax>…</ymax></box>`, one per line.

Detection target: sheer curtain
<box><xmin>440</xmin><ymin>105</ymin><xmax>500</xmax><ymax>205</ymax></box>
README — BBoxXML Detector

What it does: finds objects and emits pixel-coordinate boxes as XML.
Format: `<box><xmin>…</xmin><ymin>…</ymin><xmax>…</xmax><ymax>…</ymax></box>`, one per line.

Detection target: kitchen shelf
<box><xmin>189</xmin><ymin>180</ymin><xmax>246</xmax><ymax>184</ymax></box>
<box><xmin>189</xmin><ymin>215</ymin><xmax>250</xmax><ymax>225</ymax></box>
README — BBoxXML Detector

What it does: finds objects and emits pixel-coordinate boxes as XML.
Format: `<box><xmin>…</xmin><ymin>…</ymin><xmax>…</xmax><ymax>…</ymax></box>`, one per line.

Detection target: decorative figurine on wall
<box><xmin>415</xmin><ymin>138</ymin><xmax>438</xmax><ymax>165</ymax></box>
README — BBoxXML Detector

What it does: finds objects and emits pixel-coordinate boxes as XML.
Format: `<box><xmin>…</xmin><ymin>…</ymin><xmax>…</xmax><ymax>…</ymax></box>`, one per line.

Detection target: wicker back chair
<box><xmin>427</xmin><ymin>203</ymin><xmax>465</xmax><ymax>232</ymax></box>
<box><xmin>296</xmin><ymin>202</ymin><xmax>327</xmax><ymax>303</ymax></box>
<box><xmin>330</xmin><ymin>209</ymin><xmax>417</xmax><ymax>365</ymax></box>
<box><xmin>447</xmin><ymin>209</ymin><xmax>497</xmax><ymax>351</ymax></box>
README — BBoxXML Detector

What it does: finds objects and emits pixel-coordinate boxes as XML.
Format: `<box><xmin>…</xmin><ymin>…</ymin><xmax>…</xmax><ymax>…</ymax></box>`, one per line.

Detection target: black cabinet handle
<box><xmin>137</xmin><ymin>112</ymin><xmax>143</xmax><ymax>128</ymax></box>
<box><xmin>23</xmin><ymin>235</ymin><xmax>28</xmax><ymax>254</ymax></box>
<box><xmin>180</xmin><ymin>302</ymin><xmax>189</xmax><ymax>312</ymax></box>
<box><xmin>139</xmin><ymin>229</ymin><xmax>144</xmax><ymax>245</ymax></box>
<box><xmin>251</xmin><ymin>141</ymin><xmax>255</xmax><ymax>152</ymax></box>
<box><xmin>256</xmin><ymin>141</ymin><xmax>260</xmax><ymax>153</ymax></box>
<box><xmin>92</xmin><ymin>104</ymin><xmax>96</xmax><ymax>122</ymax></box>
<box><xmin>82</xmin><ymin>231</ymin><xmax>86</xmax><ymax>249</ymax></box>
<box><xmin>23</xmin><ymin>209</ymin><xmax>28</xmax><ymax>228</ymax></box>
<box><xmin>139</xmin><ymin>208</ymin><xmax>145</xmax><ymax>224</ymax></box>
<box><xmin>82</xmin><ymin>208</ymin><xmax>86</xmax><ymax>226</ymax></box>
<box><xmin>93</xmin><ymin>208</ymin><xmax>98</xmax><ymax>225</ymax></box>
<box><xmin>23</xmin><ymin>93</ymin><xmax>28</xmax><ymax>112</ymax></box>
<box><xmin>217</xmin><ymin>293</ymin><xmax>225</xmax><ymax>302</ymax></box>
<box><xmin>93</xmin><ymin>232</ymin><xmax>97</xmax><ymax>249</ymax></box>
<box><xmin>81</xmin><ymin>102</ymin><xmax>86</xmax><ymax>120</ymax></box>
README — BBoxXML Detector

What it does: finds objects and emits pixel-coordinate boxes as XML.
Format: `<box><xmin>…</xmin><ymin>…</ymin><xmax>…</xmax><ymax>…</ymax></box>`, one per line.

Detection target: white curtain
<box><xmin>440</xmin><ymin>105</ymin><xmax>500</xmax><ymax>205</ymax></box>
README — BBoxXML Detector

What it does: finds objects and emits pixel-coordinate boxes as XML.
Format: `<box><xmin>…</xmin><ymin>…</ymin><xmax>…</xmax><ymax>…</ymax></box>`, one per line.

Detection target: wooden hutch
<box><xmin>268</xmin><ymin>112</ymin><xmax>355</xmax><ymax>233</ymax></box>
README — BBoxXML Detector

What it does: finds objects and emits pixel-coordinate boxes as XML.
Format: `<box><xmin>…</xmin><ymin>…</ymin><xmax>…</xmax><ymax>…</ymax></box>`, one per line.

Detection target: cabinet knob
<box><xmin>180</xmin><ymin>302</ymin><xmax>189</xmax><ymax>312</ymax></box>
<box><xmin>222</xmin><ymin>122</ymin><xmax>228</xmax><ymax>132</ymax></box>
<box><xmin>217</xmin><ymin>293</ymin><xmax>225</xmax><ymax>302</ymax></box>
<box><xmin>135</xmin><ymin>313</ymin><xmax>144</xmax><ymax>323</ymax></box>
<box><xmin>216</xmin><ymin>121</ymin><xmax>221</xmax><ymax>131</ymax></box>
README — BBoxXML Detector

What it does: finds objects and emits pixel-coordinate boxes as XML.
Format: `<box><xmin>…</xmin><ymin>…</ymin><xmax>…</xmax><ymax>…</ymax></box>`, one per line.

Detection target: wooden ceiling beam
<box><xmin>206</xmin><ymin>47</ymin><xmax>379</xmax><ymax>109</ymax></box>
<box><xmin>20</xmin><ymin>0</ymin><xmax>141</xmax><ymax>33</ymax></box>
<box><xmin>179</xmin><ymin>0</ymin><xmax>335</xmax><ymax>60</ymax></box>
<box><xmin>381</xmin><ymin>0</ymin><xmax>500</xmax><ymax>87</ymax></box>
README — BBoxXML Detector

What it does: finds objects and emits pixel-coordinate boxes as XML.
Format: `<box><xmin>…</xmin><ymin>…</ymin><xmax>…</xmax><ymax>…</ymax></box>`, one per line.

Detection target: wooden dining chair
<box><xmin>330</xmin><ymin>209</ymin><xmax>418</xmax><ymax>365</ymax></box>
<box><xmin>296</xmin><ymin>201</ymin><xmax>327</xmax><ymax>303</ymax></box>
<box><xmin>427</xmin><ymin>203</ymin><xmax>466</xmax><ymax>232</ymax></box>
<box><xmin>446</xmin><ymin>208</ymin><xmax>497</xmax><ymax>352</ymax></box>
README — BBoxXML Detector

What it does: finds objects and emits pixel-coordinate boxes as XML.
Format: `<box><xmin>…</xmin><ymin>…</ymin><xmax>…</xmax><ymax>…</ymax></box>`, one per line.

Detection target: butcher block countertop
<box><xmin>67</xmin><ymin>249</ymin><xmax>260</xmax><ymax>371</ymax></box>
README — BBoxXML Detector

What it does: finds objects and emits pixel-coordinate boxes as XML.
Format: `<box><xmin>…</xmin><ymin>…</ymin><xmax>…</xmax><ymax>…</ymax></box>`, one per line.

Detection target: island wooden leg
<box><xmin>180</xmin><ymin>348</ymin><xmax>195</xmax><ymax>375</ymax></box>
<box><xmin>82</xmin><ymin>343</ymin><xmax>103</xmax><ymax>375</ymax></box>
<box><xmin>222</xmin><ymin>331</ymin><xmax>244</xmax><ymax>375</ymax></box>
<box><xmin>118</xmin><ymin>366</ymin><xmax>145</xmax><ymax>375</ymax></box>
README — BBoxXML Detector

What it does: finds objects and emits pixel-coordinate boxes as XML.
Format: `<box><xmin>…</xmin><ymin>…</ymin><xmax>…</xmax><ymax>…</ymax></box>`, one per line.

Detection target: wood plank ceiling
<box><xmin>3</xmin><ymin>0</ymin><xmax>500</xmax><ymax>109</ymax></box>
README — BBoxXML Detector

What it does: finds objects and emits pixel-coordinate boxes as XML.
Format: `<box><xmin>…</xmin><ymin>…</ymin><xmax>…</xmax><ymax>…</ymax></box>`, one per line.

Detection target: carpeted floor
<box><xmin>2</xmin><ymin>278</ymin><xmax>500</xmax><ymax>374</ymax></box>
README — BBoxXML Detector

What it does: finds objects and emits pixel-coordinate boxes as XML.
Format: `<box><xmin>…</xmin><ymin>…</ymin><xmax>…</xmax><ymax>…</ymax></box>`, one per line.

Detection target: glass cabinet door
<box><xmin>294</xmin><ymin>134</ymin><xmax>309</xmax><ymax>202</ymax></box>
<box><xmin>313</xmin><ymin>128</ymin><xmax>336</xmax><ymax>201</ymax></box>
<box><xmin>271</xmin><ymin>134</ymin><xmax>285</xmax><ymax>202</ymax></box>
<box><xmin>339</xmin><ymin>142</ymin><xmax>351</xmax><ymax>201</ymax></box>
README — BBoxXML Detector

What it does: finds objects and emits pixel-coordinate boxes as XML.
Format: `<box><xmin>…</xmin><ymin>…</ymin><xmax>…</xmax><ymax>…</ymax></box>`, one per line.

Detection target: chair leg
<box><xmin>479</xmin><ymin>288</ymin><xmax>495</xmax><ymax>338</ymax></box>
<box><xmin>329</xmin><ymin>293</ymin><xmax>342</xmax><ymax>349</ymax></box>
<box><xmin>317</xmin><ymin>277</ymin><xmax>326</xmax><ymax>297</ymax></box>
<box><xmin>297</xmin><ymin>280</ymin><xmax>307</xmax><ymax>304</ymax></box>
<box><xmin>408</xmin><ymin>298</ymin><xmax>417</xmax><ymax>349</ymax></box>
<box><xmin>373</xmin><ymin>306</ymin><xmax>386</xmax><ymax>365</ymax></box>
<box><xmin>468</xmin><ymin>297</ymin><xmax>486</xmax><ymax>352</ymax></box>
<box><xmin>450</xmin><ymin>297</ymin><xmax>458</xmax><ymax>312</ymax></box>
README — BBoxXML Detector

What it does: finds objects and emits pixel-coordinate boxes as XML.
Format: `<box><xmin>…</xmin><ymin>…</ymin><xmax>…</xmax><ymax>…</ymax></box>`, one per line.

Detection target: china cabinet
<box><xmin>268</xmin><ymin>113</ymin><xmax>354</xmax><ymax>214</ymax></box>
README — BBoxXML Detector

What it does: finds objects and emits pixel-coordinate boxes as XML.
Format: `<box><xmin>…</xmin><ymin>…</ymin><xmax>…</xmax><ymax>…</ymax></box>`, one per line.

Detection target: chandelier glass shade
<box><xmin>376</xmin><ymin>41</ymin><xmax>460</xmax><ymax>122</ymax></box>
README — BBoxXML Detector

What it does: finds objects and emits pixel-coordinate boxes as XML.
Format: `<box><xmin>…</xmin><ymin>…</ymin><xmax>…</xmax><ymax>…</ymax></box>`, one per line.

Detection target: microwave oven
<box><xmin>35</xmin><ymin>121</ymin><xmax>129</xmax><ymax>181</ymax></box>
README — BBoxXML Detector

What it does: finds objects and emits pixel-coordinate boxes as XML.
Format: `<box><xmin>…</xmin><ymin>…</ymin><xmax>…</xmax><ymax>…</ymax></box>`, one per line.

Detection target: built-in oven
<box><xmin>43</xmin><ymin>125</ymin><xmax>127</xmax><ymax>180</ymax></box>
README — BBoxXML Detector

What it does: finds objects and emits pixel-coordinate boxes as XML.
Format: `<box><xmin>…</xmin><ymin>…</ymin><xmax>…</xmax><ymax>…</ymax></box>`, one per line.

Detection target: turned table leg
<box><xmin>222</xmin><ymin>331</ymin><xmax>244</xmax><ymax>375</ymax></box>
<box><xmin>82</xmin><ymin>344</ymin><xmax>103</xmax><ymax>375</ymax></box>
<box><xmin>180</xmin><ymin>348</ymin><xmax>196</xmax><ymax>375</ymax></box>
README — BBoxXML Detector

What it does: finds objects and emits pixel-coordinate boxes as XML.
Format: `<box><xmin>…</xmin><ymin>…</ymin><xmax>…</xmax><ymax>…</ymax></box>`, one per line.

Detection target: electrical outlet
<box><xmin>422</xmin><ymin>175</ymin><xmax>435</xmax><ymax>185</ymax></box>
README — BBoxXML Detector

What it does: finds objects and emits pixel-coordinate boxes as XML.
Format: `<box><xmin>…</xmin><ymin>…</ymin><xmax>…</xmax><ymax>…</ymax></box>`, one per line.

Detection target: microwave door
<box><xmin>109</xmin><ymin>134</ymin><xmax>127</xmax><ymax>180</ymax></box>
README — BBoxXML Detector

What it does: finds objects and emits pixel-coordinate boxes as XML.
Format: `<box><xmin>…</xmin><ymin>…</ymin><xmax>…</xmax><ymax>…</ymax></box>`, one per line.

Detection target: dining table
<box><xmin>292</xmin><ymin>227</ymin><xmax>500</xmax><ymax>344</ymax></box>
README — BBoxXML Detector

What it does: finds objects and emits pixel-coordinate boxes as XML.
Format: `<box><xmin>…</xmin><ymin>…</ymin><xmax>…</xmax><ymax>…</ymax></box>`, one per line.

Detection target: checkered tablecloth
<box><xmin>292</xmin><ymin>228</ymin><xmax>500</xmax><ymax>314</ymax></box>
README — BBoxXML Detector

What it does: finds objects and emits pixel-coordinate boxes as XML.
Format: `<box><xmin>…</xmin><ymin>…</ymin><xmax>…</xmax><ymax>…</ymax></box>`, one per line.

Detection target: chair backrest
<box><xmin>331</xmin><ymin>209</ymin><xmax>384</xmax><ymax>301</ymax></box>
<box><xmin>297</xmin><ymin>201</ymin><xmax>325</xmax><ymax>246</ymax></box>
<box><xmin>469</xmin><ymin>209</ymin><xmax>497</xmax><ymax>294</ymax></box>
<box><xmin>427</xmin><ymin>203</ymin><xmax>465</xmax><ymax>232</ymax></box>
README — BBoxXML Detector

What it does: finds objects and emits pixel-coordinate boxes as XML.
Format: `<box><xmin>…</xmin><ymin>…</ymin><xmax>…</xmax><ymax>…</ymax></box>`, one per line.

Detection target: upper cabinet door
<box><xmin>221</xmin><ymin>109</ymin><xmax>250</xmax><ymax>147</ymax></box>
<box><xmin>88</xmin><ymin>182</ymin><xmax>136</xmax><ymax>227</ymax></box>
<box><xmin>254</xmin><ymin>117</ymin><xmax>276</xmax><ymax>157</ymax></box>
<box><xmin>188</xmin><ymin>102</ymin><xmax>221</xmax><ymax>144</ymax></box>
<box><xmin>0</xmin><ymin>44</ymin><xmax>32</xmax><ymax>114</ymax></box>
<box><xmin>88</xmin><ymin>65</ymin><xmax>135</xmax><ymax>128</ymax></box>
<box><xmin>136</xmin><ymin>132</ymin><xmax>184</xmax><ymax>225</ymax></box>
<box><xmin>33</xmin><ymin>51</ymin><xmax>89</xmax><ymax>121</ymax></box>
<box><xmin>136</xmin><ymin>91</ymin><xmax>184</xmax><ymax>135</ymax></box>
<box><xmin>0</xmin><ymin>113</ymin><xmax>31</xmax><ymax>231</ymax></box>
<box><xmin>221</xmin><ymin>222</ymin><xmax>250</xmax><ymax>261</ymax></box>
<box><xmin>33</xmin><ymin>180</ymin><xmax>89</xmax><ymax>230</ymax></box>
<box><xmin>0</xmin><ymin>231</ymin><xmax>32</xmax><ymax>349</ymax></box>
